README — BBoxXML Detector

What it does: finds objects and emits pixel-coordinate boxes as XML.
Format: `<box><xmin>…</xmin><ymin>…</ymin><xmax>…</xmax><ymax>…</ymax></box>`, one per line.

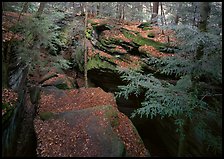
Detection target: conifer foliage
<box><xmin>116</xmin><ymin>2</ymin><xmax>222</xmax><ymax>156</ymax></box>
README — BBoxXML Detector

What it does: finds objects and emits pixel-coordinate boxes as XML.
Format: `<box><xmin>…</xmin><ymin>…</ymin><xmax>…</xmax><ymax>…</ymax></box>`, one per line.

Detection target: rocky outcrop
<box><xmin>86</xmin><ymin>18</ymin><xmax>176</xmax><ymax>73</ymax></box>
<box><xmin>34</xmin><ymin>86</ymin><xmax>150</xmax><ymax>157</ymax></box>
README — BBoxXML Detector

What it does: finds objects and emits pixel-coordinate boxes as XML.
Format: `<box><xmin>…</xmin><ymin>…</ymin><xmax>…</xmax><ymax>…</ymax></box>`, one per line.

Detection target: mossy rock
<box><xmin>147</xmin><ymin>32</ymin><xmax>155</xmax><ymax>38</ymax></box>
<box><xmin>55</xmin><ymin>83</ymin><xmax>70</xmax><ymax>90</ymax></box>
<box><xmin>99</xmin><ymin>38</ymin><xmax>117</xmax><ymax>48</ymax></box>
<box><xmin>104</xmin><ymin>106</ymin><xmax>120</xmax><ymax>128</ymax></box>
<box><xmin>94</xmin><ymin>24</ymin><xmax>115</xmax><ymax>34</ymax></box>
<box><xmin>87</xmin><ymin>54</ymin><xmax>116</xmax><ymax>71</ymax></box>
<box><xmin>30</xmin><ymin>86</ymin><xmax>41</xmax><ymax>104</ymax></box>
<box><xmin>142</xmin><ymin>27</ymin><xmax>153</xmax><ymax>31</ymax></box>
<box><xmin>121</xmin><ymin>28</ymin><xmax>165</xmax><ymax>49</ymax></box>
<box><xmin>158</xmin><ymin>46</ymin><xmax>175</xmax><ymax>53</ymax></box>
<box><xmin>39</xmin><ymin>72</ymin><xmax>58</xmax><ymax>84</ymax></box>
<box><xmin>137</xmin><ymin>22</ymin><xmax>152</xmax><ymax>28</ymax></box>
<box><xmin>86</xmin><ymin>28</ymin><xmax>93</xmax><ymax>39</ymax></box>
<box><xmin>42</xmin><ymin>75</ymin><xmax>76</xmax><ymax>90</ymax></box>
<box><xmin>39</xmin><ymin>112</ymin><xmax>54</xmax><ymax>121</ymax></box>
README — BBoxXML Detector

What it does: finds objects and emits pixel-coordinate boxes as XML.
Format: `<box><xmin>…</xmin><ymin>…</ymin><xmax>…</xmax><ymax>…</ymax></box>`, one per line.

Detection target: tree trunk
<box><xmin>137</xmin><ymin>2</ymin><xmax>143</xmax><ymax>22</ymax></box>
<box><xmin>121</xmin><ymin>3</ymin><xmax>125</xmax><ymax>20</ymax></box>
<box><xmin>196</xmin><ymin>2</ymin><xmax>211</xmax><ymax>60</ymax></box>
<box><xmin>149</xmin><ymin>2</ymin><xmax>152</xmax><ymax>13</ymax></box>
<box><xmin>118</xmin><ymin>3</ymin><xmax>125</xmax><ymax>21</ymax></box>
<box><xmin>174</xmin><ymin>3</ymin><xmax>182</xmax><ymax>25</ymax></box>
<box><xmin>192</xmin><ymin>2</ymin><xmax>198</xmax><ymax>27</ymax></box>
<box><xmin>80</xmin><ymin>3</ymin><xmax>85</xmax><ymax>15</ymax></box>
<box><xmin>36</xmin><ymin>2</ymin><xmax>46</xmax><ymax>17</ymax></box>
<box><xmin>96</xmin><ymin>3</ymin><xmax>100</xmax><ymax>16</ymax></box>
<box><xmin>151</xmin><ymin>2</ymin><xmax>159</xmax><ymax>24</ymax></box>
<box><xmin>160</xmin><ymin>2</ymin><xmax>164</xmax><ymax>26</ymax></box>
<box><xmin>177</xmin><ymin>121</ymin><xmax>185</xmax><ymax>157</ymax></box>
<box><xmin>116</xmin><ymin>3</ymin><xmax>119</xmax><ymax>19</ymax></box>
<box><xmin>22</xmin><ymin>2</ymin><xmax>29</xmax><ymax>13</ymax></box>
<box><xmin>83</xmin><ymin>3</ymin><xmax>88</xmax><ymax>88</ymax></box>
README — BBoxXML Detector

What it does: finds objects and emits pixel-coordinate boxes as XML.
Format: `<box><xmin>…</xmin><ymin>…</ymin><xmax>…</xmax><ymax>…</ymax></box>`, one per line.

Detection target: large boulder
<box><xmin>34</xmin><ymin>87</ymin><xmax>150</xmax><ymax>157</ymax></box>
<box><xmin>41</xmin><ymin>74</ymin><xmax>77</xmax><ymax>90</ymax></box>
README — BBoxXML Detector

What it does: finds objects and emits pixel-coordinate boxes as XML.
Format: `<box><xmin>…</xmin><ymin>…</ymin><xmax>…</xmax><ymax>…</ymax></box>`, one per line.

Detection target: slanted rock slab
<box><xmin>34</xmin><ymin>87</ymin><xmax>150</xmax><ymax>157</ymax></box>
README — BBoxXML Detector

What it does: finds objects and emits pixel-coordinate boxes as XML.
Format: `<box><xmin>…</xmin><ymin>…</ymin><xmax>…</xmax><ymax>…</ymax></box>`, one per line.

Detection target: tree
<box><xmin>21</xmin><ymin>2</ymin><xmax>29</xmax><ymax>13</ymax></box>
<box><xmin>151</xmin><ymin>2</ymin><xmax>159</xmax><ymax>24</ymax></box>
<box><xmin>117</xmin><ymin>2</ymin><xmax>125</xmax><ymax>21</ymax></box>
<box><xmin>36</xmin><ymin>2</ymin><xmax>46</xmax><ymax>17</ymax></box>
<box><xmin>196</xmin><ymin>2</ymin><xmax>211</xmax><ymax>60</ymax></box>
<box><xmin>116</xmin><ymin>2</ymin><xmax>221</xmax><ymax>157</ymax></box>
<box><xmin>174</xmin><ymin>3</ymin><xmax>182</xmax><ymax>25</ymax></box>
<box><xmin>96</xmin><ymin>3</ymin><xmax>101</xmax><ymax>16</ymax></box>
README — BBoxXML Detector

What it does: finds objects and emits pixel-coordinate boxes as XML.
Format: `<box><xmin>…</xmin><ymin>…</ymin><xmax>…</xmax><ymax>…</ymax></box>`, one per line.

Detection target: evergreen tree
<box><xmin>116</xmin><ymin>2</ymin><xmax>222</xmax><ymax>156</ymax></box>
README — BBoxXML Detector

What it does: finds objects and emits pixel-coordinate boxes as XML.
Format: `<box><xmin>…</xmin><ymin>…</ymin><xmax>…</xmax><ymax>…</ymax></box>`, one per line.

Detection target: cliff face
<box><xmin>86</xmin><ymin>18</ymin><xmax>176</xmax><ymax>72</ymax></box>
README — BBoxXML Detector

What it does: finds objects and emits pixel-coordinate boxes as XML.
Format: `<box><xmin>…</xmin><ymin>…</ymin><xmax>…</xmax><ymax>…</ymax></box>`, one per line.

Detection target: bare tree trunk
<box><xmin>36</xmin><ymin>2</ymin><xmax>46</xmax><ymax>17</ymax></box>
<box><xmin>118</xmin><ymin>3</ymin><xmax>125</xmax><ymax>21</ymax></box>
<box><xmin>151</xmin><ymin>2</ymin><xmax>159</xmax><ymax>24</ymax></box>
<box><xmin>83</xmin><ymin>3</ymin><xmax>88</xmax><ymax>88</ymax></box>
<box><xmin>116</xmin><ymin>3</ymin><xmax>119</xmax><ymax>19</ymax></box>
<box><xmin>137</xmin><ymin>2</ymin><xmax>143</xmax><ymax>22</ymax></box>
<box><xmin>121</xmin><ymin>3</ymin><xmax>125</xmax><ymax>20</ymax></box>
<box><xmin>196</xmin><ymin>2</ymin><xmax>211</xmax><ymax>60</ymax></box>
<box><xmin>190</xmin><ymin>2</ymin><xmax>211</xmax><ymax>100</ymax></box>
<box><xmin>160</xmin><ymin>2</ymin><xmax>164</xmax><ymax>26</ymax></box>
<box><xmin>149</xmin><ymin>2</ymin><xmax>152</xmax><ymax>13</ymax></box>
<box><xmin>192</xmin><ymin>2</ymin><xmax>198</xmax><ymax>27</ymax></box>
<box><xmin>80</xmin><ymin>3</ymin><xmax>85</xmax><ymax>15</ymax></box>
<box><xmin>96</xmin><ymin>3</ymin><xmax>100</xmax><ymax>16</ymax></box>
<box><xmin>22</xmin><ymin>2</ymin><xmax>29</xmax><ymax>13</ymax></box>
<box><xmin>174</xmin><ymin>3</ymin><xmax>182</xmax><ymax>25</ymax></box>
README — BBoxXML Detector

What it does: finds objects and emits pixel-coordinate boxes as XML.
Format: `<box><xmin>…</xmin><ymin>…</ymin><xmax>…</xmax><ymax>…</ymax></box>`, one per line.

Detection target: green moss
<box><xmin>99</xmin><ymin>38</ymin><xmax>117</xmax><ymax>48</ymax></box>
<box><xmin>87</xmin><ymin>54</ymin><xmax>116</xmax><ymax>71</ymax></box>
<box><xmin>104</xmin><ymin>106</ymin><xmax>120</xmax><ymax>128</ymax></box>
<box><xmin>121</xmin><ymin>28</ymin><xmax>165</xmax><ymax>49</ymax></box>
<box><xmin>142</xmin><ymin>27</ymin><xmax>153</xmax><ymax>31</ymax></box>
<box><xmin>55</xmin><ymin>83</ymin><xmax>70</xmax><ymax>90</ymax></box>
<box><xmin>95</xmin><ymin>41</ymin><xmax>108</xmax><ymax>51</ymax></box>
<box><xmin>59</xmin><ymin>32</ymin><xmax>69</xmax><ymax>46</ymax></box>
<box><xmin>2</xmin><ymin>107</ymin><xmax>14</xmax><ymax>125</ymax></box>
<box><xmin>147</xmin><ymin>32</ymin><xmax>155</xmax><ymax>38</ymax></box>
<box><xmin>86</xmin><ymin>28</ymin><xmax>93</xmax><ymax>39</ymax></box>
<box><xmin>2</xmin><ymin>102</ymin><xmax>10</xmax><ymax>110</ymax></box>
<box><xmin>138</xmin><ymin>22</ymin><xmax>152</xmax><ymax>28</ymax></box>
<box><xmin>88</xmin><ymin>19</ymin><xmax>99</xmax><ymax>26</ymax></box>
<box><xmin>39</xmin><ymin>112</ymin><xmax>54</xmax><ymax>121</ymax></box>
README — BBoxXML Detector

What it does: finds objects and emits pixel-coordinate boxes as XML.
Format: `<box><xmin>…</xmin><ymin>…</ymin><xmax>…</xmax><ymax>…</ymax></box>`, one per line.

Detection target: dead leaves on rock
<box><xmin>35</xmin><ymin>87</ymin><xmax>149</xmax><ymax>157</ymax></box>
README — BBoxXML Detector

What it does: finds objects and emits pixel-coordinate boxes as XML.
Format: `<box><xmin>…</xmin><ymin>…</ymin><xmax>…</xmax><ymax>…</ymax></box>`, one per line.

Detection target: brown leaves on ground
<box><xmin>2</xmin><ymin>88</ymin><xmax>18</xmax><ymax>116</ymax></box>
<box><xmin>2</xmin><ymin>11</ymin><xmax>31</xmax><ymax>42</ymax></box>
